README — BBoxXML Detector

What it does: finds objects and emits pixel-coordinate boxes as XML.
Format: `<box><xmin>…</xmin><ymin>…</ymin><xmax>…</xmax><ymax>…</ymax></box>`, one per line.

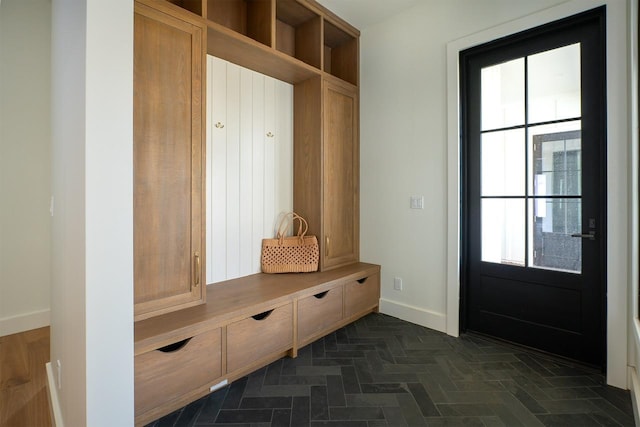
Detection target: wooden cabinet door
<box><xmin>134</xmin><ymin>1</ymin><xmax>206</xmax><ymax>320</ymax></box>
<box><xmin>322</xmin><ymin>79</ymin><xmax>359</xmax><ymax>270</ymax></box>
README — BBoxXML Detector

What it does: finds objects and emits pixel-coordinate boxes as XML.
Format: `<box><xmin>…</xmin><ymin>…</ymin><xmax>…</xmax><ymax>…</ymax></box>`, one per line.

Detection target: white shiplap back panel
<box><xmin>275</xmin><ymin>81</ymin><xmax>294</xmax><ymax>230</ymax></box>
<box><xmin>206</xmin><ymin>57</ymin><xmax>214</xmax><ymax>284</ymax></box>
<box><xmin>251</xmin><ymin>73</ymin><xmax>266</xmax><ymax>273</ymax></box>
<box><xmin>209</xmin><ymin>56</ymin><xmax>228</xmax><ymax>284</ymax></box>
<box><xmin>263</xmin><ymin>77</ymin><xmax>277</xmax><ymax>244</ymax></box>
<box><xmin>207</xmin><ymin>56</ymin><xmax>293</xmax><ymax>283</ymax></box>
<box><xmin>239</xmin><ymin>68</ymin><xmax>253</xmax><ymax>275</ymax></box>
<box><xmin>225</xmin><ymin>62</ymin><xmax>241</xmax><ymax>280</ymax></box>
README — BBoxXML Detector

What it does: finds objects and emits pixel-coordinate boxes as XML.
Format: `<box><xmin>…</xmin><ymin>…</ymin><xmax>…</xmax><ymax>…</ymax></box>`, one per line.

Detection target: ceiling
<box><xmin>315</xmin><ymin>0</ymin><xmax>423</xmax><ymax>30</ymax></box>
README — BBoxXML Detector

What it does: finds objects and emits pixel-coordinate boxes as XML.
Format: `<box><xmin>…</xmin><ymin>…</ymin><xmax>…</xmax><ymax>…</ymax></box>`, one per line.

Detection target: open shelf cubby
<box><xmin>323</xmin><ymin>18</ymin><xmax>358</xmax><ymax>86</ymax></box>
<box><xmin>206</xmin><ymin>0</ymin><xmax>273</xmax><ymax>47</ymax></box>
<box><xmin>275</xmin><ymin>0</ymin><xmax>321</xmax><ymax>69</ymax></box>
<box><xmin>163</xmin><ymin>0</ymin><xmax>359</xmax><ymax>87</ymax></box>
<box><xmin>166</xmin><ymin>0</ymin><xmax>203</xmax><ymax>16</ymax></box>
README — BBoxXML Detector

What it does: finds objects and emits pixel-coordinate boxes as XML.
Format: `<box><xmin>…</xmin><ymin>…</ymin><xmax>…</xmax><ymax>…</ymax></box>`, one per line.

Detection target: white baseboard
<box><xmin>0</xmin><ymin>309</ymin><xmax>50</xmax><ymax>337</ymax></box>
<box><xmin>46</xmin><ymin>362</ymin><xmax>64</xmax><ymax>427</ymax></box>
<box><xmin>379</xmin><ymin>298</ymin><xmax>447</xmax><ymax>333</ymax></box>
<box><xmin>629</xmin><ymin>366</ymin><xmax>640</xmax><ymax>426</ymax></box>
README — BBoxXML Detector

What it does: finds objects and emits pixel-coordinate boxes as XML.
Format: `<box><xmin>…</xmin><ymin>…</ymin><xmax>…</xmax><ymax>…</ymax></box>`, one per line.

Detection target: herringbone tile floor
<box><xmin>147</xmin><ymin>313</ymin><xmax>635</xmax><ymax>426</ymax></box>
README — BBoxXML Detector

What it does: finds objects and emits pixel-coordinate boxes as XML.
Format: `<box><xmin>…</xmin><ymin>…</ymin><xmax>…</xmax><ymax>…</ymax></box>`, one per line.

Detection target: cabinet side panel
<box><xmin>134</xmin><ymin>10</ymin><xmax>194</xmax><ymax>305</ymax></box>
<box><xmin>247</xmin><ymin>0</ymin><xmax>273</xmax><ymax>47</ymax></box>
<box><xmin>208</xmin><ymin>0</ymin><xmax>248</xmax><ymax>35</ymax></box>
<box><xmin>276</xmin><ymin>19</ymin><xmax>296</xmax><ymax>56</ymax></box>
<box><xmin>295</xmin><ymin>16</ymin><xmax>322</xmax><ymax>69</ymax></box>
<box><xmin>293</xmin><ymin>77</ymin><xmax>323</xmax><ymax>251</ymax></box>
<box><xmin>330</xmin><ymin>38</ymin><xmax>358</xmax><ymax>86</ymax></box>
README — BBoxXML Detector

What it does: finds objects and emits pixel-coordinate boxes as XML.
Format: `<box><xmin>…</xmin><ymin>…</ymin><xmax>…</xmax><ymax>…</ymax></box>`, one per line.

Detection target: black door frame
<box><xmin>459</xmin><ymin>6</ymin><xmax>607</xmax><ymax>368</ymax></box>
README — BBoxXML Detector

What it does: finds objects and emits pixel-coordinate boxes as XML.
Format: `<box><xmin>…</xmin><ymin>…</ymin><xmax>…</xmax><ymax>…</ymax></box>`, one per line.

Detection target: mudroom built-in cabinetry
<box><xmin>294</xmin><ymin>76</ymin><xmax>359</xmax><ymax>271</ymax></box>
<box><xmin>133</xmin><ymin>0</ymin><xmax>377</xmax><ymax>425</ymax></box>
<box><xmin>133</xmin><ymin>1</ymin><xmax>207</xmax><ymax>321</ymax></box>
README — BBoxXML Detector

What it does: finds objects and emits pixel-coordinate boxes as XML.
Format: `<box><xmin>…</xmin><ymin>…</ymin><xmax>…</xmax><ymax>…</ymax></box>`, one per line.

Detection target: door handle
<box><xmin>571</xmin><ymin>231</ymin><xmax>596</xmax><ymax>240</ymax></box>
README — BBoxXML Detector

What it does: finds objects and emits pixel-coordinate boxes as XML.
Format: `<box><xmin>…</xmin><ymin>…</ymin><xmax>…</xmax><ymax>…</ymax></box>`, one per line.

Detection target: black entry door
<box><xmin>460</xmin><ymin>7</ymin><xmax>606</xmax><ymax>367</ymax></box>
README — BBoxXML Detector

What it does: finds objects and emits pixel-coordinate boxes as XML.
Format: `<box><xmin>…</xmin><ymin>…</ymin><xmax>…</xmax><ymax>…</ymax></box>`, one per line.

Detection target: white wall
<box><xmin>357</xmin><ymin>0</ymin><xmax>571</xmax><ymax>332</ymax></box>
<box><xmin>349</xmin><ymin>0</ymin><xmax>632</xmax><ymax>389</ymax></box>
<box><xmin>50</xmin><ymin>0</ymin><xmax>133</xmax><ymax>425</ymax></box>
<box><xmin>0</xmin><ymin>0</ymin><xmax>51</xmax><ymax>336</ymax></box>
<box><xmin>627</xmin><ymin>0</ymin><xmax>640</xmax><ymax>413</ymax></box>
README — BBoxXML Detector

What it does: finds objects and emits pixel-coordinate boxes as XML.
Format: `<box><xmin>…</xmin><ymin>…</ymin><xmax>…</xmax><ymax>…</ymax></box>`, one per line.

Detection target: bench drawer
<box><xmin>135</xmin><ymin>328</ymin><xmax>222</xmax><ymax>416</ymax></box>
<box><xmin>344</xmin><ymin>273</ymin><xmax>380</xmax><ymax>318</ymax></box>
<box><xmin>227</xmin><ymin>303</ymin><xmax>293</xmax><ymax>373</ymax></box>
<box><xmin>298</xmin><ymin>286</ymin><xmax>343</xmax><ymax>343</ymax></box>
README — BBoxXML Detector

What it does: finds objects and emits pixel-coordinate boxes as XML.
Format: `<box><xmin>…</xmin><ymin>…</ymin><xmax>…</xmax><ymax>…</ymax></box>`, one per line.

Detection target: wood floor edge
<box><xmin>45</xmin><ymin>362</ymin><xmax>64</xmax><ymax>427</ymax></box>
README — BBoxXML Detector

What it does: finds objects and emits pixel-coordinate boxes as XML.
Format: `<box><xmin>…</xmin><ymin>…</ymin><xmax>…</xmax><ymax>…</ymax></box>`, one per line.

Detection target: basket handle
<box><xmin>276</xmin><ymin>212</ymin><xmax>309</xmax><ymax>243</ymax></box>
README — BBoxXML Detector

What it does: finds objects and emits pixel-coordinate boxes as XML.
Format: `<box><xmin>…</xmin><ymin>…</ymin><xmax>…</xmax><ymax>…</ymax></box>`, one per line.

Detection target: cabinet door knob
<box><xmin>325</xmin><ymin>236</ymin><xmax>329</xmax><ymax>257</ymax></box>
<box><xmin>266</xmin><ymin>132</ymin><xmax>274</xmax><ymax>138</ymax></box>
<box><xmin>215</xmin><ymin>122</ymin><xmax>224</xmax><ymax>129</ymax></box>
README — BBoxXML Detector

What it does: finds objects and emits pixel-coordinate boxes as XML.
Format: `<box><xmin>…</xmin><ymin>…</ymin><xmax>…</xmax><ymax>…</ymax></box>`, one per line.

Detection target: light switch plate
<box><xmin>410</xmin><ymin>196</ymin><xmax>424</xmax><ymax>209</ymax></box>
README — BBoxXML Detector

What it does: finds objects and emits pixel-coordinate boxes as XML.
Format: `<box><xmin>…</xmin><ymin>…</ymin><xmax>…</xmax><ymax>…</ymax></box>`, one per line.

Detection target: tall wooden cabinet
<box><xmin>323</xmin><ymin>79</ymin><xmax>359</xmax><ymax>269</ymax></box>
<box><xmin>134</xmin><ymin>0</ymin><xmax>207</xmax><ymax>320</ymax></box>
<box><xmin>294</xmin><ymin>76</ymin><xmax>359</xmax><ymax>271</ymax></box>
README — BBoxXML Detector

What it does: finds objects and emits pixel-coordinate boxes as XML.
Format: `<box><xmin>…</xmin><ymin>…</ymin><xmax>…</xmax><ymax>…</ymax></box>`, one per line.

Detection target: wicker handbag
<box><xmin>261</xmin><ymin>213</ymin><xmax>319</xmax><ymax>273</ymax></box>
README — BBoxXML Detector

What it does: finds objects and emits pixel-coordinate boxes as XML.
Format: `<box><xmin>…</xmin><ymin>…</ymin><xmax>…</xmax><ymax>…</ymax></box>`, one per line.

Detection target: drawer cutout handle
<box><xmin>313</xmin><ymin>291</ymin><xmax>329</xmax><ymax>299</ymax></box>
<box><xmin>252</xmin><ymin>309</ymin><xmax>274</xmax><ymax>321</ymax></box>
<box><xmin>357</xmin><ymin>277</ymin><xmax>368</xmax><ymax>284</ymax></box>
<box><xmin>157</xmin><ymin>337</ymin><xmax>192</xmax><ymax>353</ymax></box>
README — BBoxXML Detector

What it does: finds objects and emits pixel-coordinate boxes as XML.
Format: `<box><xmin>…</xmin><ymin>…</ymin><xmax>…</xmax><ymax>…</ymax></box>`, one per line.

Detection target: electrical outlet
<box><xmin>393</xmin><ymin>277</ymin><xmax>403</xmax><ymax>290</ymax></box>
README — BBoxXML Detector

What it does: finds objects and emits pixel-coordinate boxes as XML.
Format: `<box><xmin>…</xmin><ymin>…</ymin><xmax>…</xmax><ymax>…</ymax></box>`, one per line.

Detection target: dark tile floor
<box><xmin>147</xmin><ymin>313</ymin><xmax>636</xmax><ymax>426</ymax></box>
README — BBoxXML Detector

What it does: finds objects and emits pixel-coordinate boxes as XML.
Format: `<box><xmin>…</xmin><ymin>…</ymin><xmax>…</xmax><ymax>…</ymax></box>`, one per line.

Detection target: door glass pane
<box><xmin>481</xmin><ymin>129</ymin><xmax>525</xmax><ymax>196</ymax></box>
<box><xmin>528</xmin><ymin>43</ymin><xmax>581</xmax><ymax>123</ymax></box>
<box><xmin>481</xmin><ymin>58</ymin><xmax>524</xmax><ymax>130</ymax></box>
<box><xmin>528</xmin><ymin>121</ymin><xmax>581</xmax><ymax>196</ymax></box>
<box><xmin>482</xmin><ymin>199</ymin><xmax>525</xmax><ymax>266</ymax></box>
<box><xmin>529</xmin><ymin>198</ymin><xmax>581</xmax><ymax>273</ymax></box>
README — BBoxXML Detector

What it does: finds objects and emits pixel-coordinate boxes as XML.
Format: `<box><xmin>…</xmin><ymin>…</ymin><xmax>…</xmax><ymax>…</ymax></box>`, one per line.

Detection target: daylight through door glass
<box><xmin>480</xmin><ymin>43</ymin><xmax>582</xmax><ymax>273</ymax></box>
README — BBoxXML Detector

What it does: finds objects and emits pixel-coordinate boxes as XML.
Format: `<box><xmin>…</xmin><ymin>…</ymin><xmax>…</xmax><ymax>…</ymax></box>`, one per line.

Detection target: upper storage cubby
<box><xmin>275</xmin><ymin>0</ymin><xmax>321</xmax><ymax>69</ymax></box>
<box><xmin>323</xmin><ymin>18</ymin><xmax>358</xmax><ymax>86</ymax></box>
<box><xmin>166</xmin><ymin>0</ymin><xmax>203</xmax><ymax>16</ymax></box>
<box><xmin>206</xmin><ymin>0</ymin><xmax>272</xmax><ymax>47</ymax></box>
<box><xmin>162</xmin><ymin>0</ymin><xmax>359</xmax><ymax>86</ymax></box>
